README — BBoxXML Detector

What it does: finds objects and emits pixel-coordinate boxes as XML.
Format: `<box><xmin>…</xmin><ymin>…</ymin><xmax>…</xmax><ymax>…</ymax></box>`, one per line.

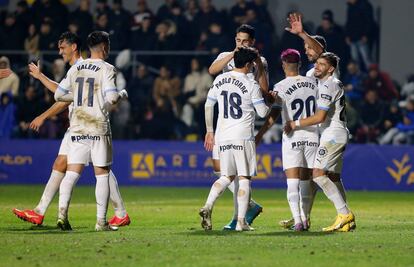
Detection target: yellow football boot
<box><xmin>336</xmin><ymin>221</ymin><xmax>357</xmax><ymax>232</ymax></box>
<box><xmin>322</xmin><ymin>212</ymin><xmax>355</xmax><ymax>232</ymax></box>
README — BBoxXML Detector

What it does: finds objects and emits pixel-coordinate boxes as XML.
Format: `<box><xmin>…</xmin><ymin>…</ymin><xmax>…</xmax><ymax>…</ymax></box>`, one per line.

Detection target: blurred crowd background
<box><xmin>1</xmin><ymin>0</ymin><xmax>413</xmax><ymax>145</ymax></box>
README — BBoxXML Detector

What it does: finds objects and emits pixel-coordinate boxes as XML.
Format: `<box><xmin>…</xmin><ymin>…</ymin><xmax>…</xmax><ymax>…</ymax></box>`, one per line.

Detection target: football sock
<box><xmin>314</xmin><ymin>176</ymin><xmax>349</xmax><ymax>214</ymax></box>
<box><xmin>109</xmin><ymin>170</ymin><xmax>126</xmax><ymax>218</ymax></box>
<box><xmin>287</xmin><ymin>178</ymin><xmax>301</xmax><ymax>225</ymax></box>
<box><xmin>308</xmin><ymin>180</ymin><xmax>318</xmax><ymax>214</ymax></box>
<box><xmin>237</xmin><ymin>179</ymin><xmax>251</xmax><ymax>221</ymax></box>
<box><xmin>227</xmin><ymin>180</ymin><xmax>235</xmax><ymax>193</ymax></box>
<box><xmin>58</xmin><ymin>171</ymin><xmax>80</xmax><ymax>220</ymax></box>
<box><xmin>231</xmin><ymin>178</ymin><xmax>239</xmax><ymax>220</ymax></box>
<box><xmin>35</xmin><ymin>170</ymin><xmax>65</xmax><ymax>215</ymax></box>
<box><xmin>96</xmin><ymin>173</ymin><xmax>110</xmax><ymax>222</ymax></box>
<box><xmin>334</xmin><ymin>180</ymin><xmax>347</xmax><ymax>203</ymax></box>
<box><xmin>299</xmin><ymin>180</ymin><xmax>311</xmax><ymax>222</ymax></box>
<box><xmin>205</xmin><ymin>176</ymin><xmax>231</xmax><ymax>210</ymax></box>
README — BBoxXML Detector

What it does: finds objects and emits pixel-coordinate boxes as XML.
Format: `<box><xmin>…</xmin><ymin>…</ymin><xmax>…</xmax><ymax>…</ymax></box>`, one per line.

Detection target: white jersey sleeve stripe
<box><xmin>207</xmin><ymin>96</ymin><xmax>217</xmax><ymax>103</ymax></box>
<box><xmin>318</xmin><ymin>105</ymin><xmax>330</xmax><ymax>111</ymax></box>
<box><xmin>57</xmin><ymin>86</ymin><xmax>69</xmax><ymax>94</ymax></box>
<box><xmin>252</xmin><ymin>99</ymin><xmax>265</xmax><ymax>106</ymax></box>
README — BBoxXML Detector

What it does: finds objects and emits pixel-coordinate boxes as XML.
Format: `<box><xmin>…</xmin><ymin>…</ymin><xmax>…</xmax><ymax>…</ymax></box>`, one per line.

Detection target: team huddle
<box><xmin>12</xmin><ymin>13</ymin><xmax>355</xmax><ymax>233</ymax></box>
<box><xmin>199</xmin><ymin>13</ymin><xmax>355</xmax><ymax>232</ymax></box>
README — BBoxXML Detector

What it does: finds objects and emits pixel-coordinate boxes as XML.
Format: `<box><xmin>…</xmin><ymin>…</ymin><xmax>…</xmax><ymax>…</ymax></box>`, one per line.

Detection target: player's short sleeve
<box><xmin>57</xmin><ymin>66</ymin><xmax>74</xmax><ymax>94</ymax></box>
<box><xmin>102</xmin><ymin>65</ymin><xmax>118</xmax><ymax>96</ymax></box>
<box><xmin>261</xmin><ymin>56</ymin><xmax>269</xmax><ymax>82</ymax></box>
<box><xmin>317</xmin><ymin>83</ymin><xmax>335</xmax><ymax>111</ymax></box>
<box><xmin>212</xmin><ymin>52</ymin><xmax>231</xmax><ymax>73</ymax></box>
<box><xmin>271</xmin><ymin>83</ymin><xmax>283</xmax><ymax>109</ymax></box>
<box><xmin>251</xmin><ymin>81</ymin><xmax>265</xmax><ymax>106</ymax></box>
<box><xmin>205</xmin><ymin>82</ymin><xmax>218</xmax><ymax>106</ymax></box>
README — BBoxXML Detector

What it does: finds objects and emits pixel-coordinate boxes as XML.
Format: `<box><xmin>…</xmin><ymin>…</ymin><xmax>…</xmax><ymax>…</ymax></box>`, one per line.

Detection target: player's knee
<box><xmin>53</xmin><ymin>156</ymin><xmax>67</xmax><ymax>172</ymax></box>
<box><xmin>312</xmin><ymin>168</ymin><xmax>325</xmax><ymax>179</ymax></box>
<box><xmin>238</xmin><ymin>189</ymin><xmax>246</xmax><ymax>197</ymax></box>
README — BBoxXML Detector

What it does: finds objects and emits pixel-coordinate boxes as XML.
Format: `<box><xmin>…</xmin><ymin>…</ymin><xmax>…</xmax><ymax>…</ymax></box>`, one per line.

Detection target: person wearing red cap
<box><xmin>256</xmin><ymin>49</ymin><xmax>318</xmax><ymax>231</ymax></box>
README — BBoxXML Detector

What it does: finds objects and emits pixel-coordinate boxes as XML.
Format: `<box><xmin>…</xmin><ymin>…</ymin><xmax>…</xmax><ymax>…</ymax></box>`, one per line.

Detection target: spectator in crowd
<box><xmin>345</xmin><ymin>0</ymin><xmax>374</xmax><ymax>71</ymax></box>
<box><xmin>152</xmin><ymin>65</ymin><xmax>181</xmax><ymax>116</ymax></box>
<box><xmin>0</xmin><ymin>92</ymin><xmax>16</xmax><ymax>139</ymax></box>
<box><xmin>180</xmin><ymin>58</ymin><xmax>212</xmax><ymax>128</ymax></box>
<box><xmin>15</xmin><ymin>85</ymin><xmax>46</xmax><ymax>138</ymax></box>
<box><xmin>95</xmin><ymin>0</ymin><xmax>110</xmax><ymax>18</ymax></box>
<box><xmin>400</xmin><ymin>74</ymin><xmax>414</xmax><ymax>100</ymax></box>
<box><xmin>108</xmin><ymin>0</ymin><xmax>131</xmax><ymax>51</ymax></box>
<box><xmin>0</xmin><ymin>57</ymin><xmax>20</xmax><ymax>97</ymax></box>
<box><xmin>51</xmin><ymin>59</ymin><xmax>65</xmax><ymax>82</ymax></box>
<box><xmin>343</xmin><ymin>60</ymin><xmax>366</xmax><ymax>106</ymax></box>
<box><xmin>154</xmin><ymin>20</ymin><xmax>178</xmax><ymax>67</ymax></box>
<box><xmin>316</xmin><ymin>9</ymin><xmax>349</xmax><ymax>74</ymax></box>
<box><xmin>251</xmin><ymin>0</ymin><xmax>275</xmax><ymax>34</ymax></box>
<box><xmin>94</xmin><ymin>13</ymin><xmax>110</xmax><ymax>32</ymax></box>
<box><xmin>204</xmin><ymin>22</ymin><xmax>230</xmax><ymax>56</ymax></box>
<box><xmin>184</xmin><ymin>0</ymin><xmax>199</xmax><ymax>22</ymax></box>
<box><xmin>364</xmin><ymin>64</ymin><xmax>399</xmax><ymax>102</ymax></box>
<box><xmin>69</xmin><ymin>0</ymin><xmax>93</xmax><ymax>45</ymax></box>
<box><xmin>378</xmin><ymin>101</ymin><xmax>403</xmax><ymax>143</ymax></box>
<box><xmin>130</xmin><ymin>16</ymin><xmax>156</xmax><ymax>64</ymax></box>
<box><xmin>15</xmin><ymin>0</ymin><xmax>33</xmax><ymax>41</ymax></box>
<box><xmin>24</xmin><ymin>24</ymin><xmax>40</xmax><ymax>62</ymax></box>
<box><xmin>194</xmin><ymin>0</ymin><xmax>222</xmax><ymax>37</ymax></box>
<box><xmin>0</xmin><ymin>13</ymin><xmax>24</xmax><ymax>51</ymax></box>
<box><xmin>38</xmin><ymin>20</ymin><xmax>57</xmax><ymax>61</ymax></box>
<box><xmin>128</xmin><ymin>65</ymin><xmax>154</xmax><ymax>124</ymax></box>
<box><xmin>156</xmin><ymin>0</ymin><xmax>179</xmax><ymax>21</ymax></box>
<box><xmin>355</xmin><ymin>89</ymin><xmax>385</xmax><ymax>143</ymax></box>
<box><xmin>379</xmin><ymin>99</ymin><xmax>414</xmax><ymax>145</ymax></box>
<box><xmin>31</xmin><ymin>0</ymin><xmax>68</xmax><ymax>34</ymax></box>
<box><xmin>230</xmin><ymin>0</ymin><xmax>255</xmax><ymax>27</ymax></box>
<box><xmin>132</xmin><ymin>0</ymin><xmax>154</xmax><ymax>31</ymax></box>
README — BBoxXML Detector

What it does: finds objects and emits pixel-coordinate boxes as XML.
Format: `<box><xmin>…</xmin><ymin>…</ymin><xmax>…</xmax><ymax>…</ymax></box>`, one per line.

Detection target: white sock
<box><xmin>227</xmin><ymin>180</ymin><xmax>235</xmax><ymax>193</ymax></box>
<box><xmin>109</xmin><ymin>170</ymin><xmax>126</xmax><ymax>217</ymax></box>
<box><xmin>205</xmin><ymin>176</ymin><xmax>231</xmax><ymax>209</ymax></box>
<box><xmin>58</xmin><ymin>171</ymin><xmax>80</xmax><ymax>220</ymax></box>
<box><xmin>232</xmin><ymin>178</ymin><xmax>239</xmax><ymax>220</ymax></box>
<box><xmin>96</xmin><ymin>173</ymin><xmax>110</xmax><ymax>222</ymax></box>
<box><xmin>299</xmin><ymin>180</ymin><xmax>311</xmax><ymax>222</ymax></box>
<box><xmin>313</xmin><ymin>176</ymin><xmax>349</xmax><ymax>214</ymax></box>
<box><xmin>237</xmin><ymin>179</ymin><xmax>251</xmax><ymax>221</ymax></box>
<box><xmin>334</xmin><ymin>180</ymin><xmax>347</xmax><ymax>203</ymax></box>
<box><xmin>35</xmin><ymin>170</ymin><xmax>65</xmax><ymax>215</ymax></box>
<box><xmin>287</xmin><ymin>178</ymin><xmax>301</xmax><ymax>224</ymax></box>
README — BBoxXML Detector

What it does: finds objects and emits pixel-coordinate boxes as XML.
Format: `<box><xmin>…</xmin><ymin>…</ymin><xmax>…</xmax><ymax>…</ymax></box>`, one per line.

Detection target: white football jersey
<box><xmin>273</xmin><ymin>75</ymin><xmax>318</xmax><ymax>136</ymax></box>
<box><xmin>58</xmin><ymin>58</ymin><xmax>117</xmax><ymax>135</ymax></box>
<box><xmin>317</xmin><ymin>75</ymin><xmax>347</xmax><ymax>132</ymax></box>
<box><xmin>206</xmin><ymin>71</ymin><xmax>268</xmax><ymax>142</ymax></box>
<box><xmin>213</xmin><ymin>52</ymin><xmax>269</xmax><ymax>82</ymax></box>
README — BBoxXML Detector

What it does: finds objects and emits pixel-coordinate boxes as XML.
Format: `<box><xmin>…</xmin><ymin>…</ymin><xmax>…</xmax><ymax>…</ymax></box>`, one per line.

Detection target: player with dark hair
<box><xmin>200</xmin><ymin>47</ymin><xmax>275</xmax><ymax>231</ymax></box>
<box><xmin>284</xmin><ymin>52</ymin><xmax>356</xmax><ymax>232</ymax></box>
<box><xmin>207</xmin><ymin>24</ymin><xmax>268</xmax><ymax>230</ymax></box>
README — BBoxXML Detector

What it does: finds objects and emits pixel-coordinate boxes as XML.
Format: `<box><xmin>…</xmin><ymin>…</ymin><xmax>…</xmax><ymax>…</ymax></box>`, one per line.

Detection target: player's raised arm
<box><xmin>208</xmin><ymin>51</ymin><xmax>235</xmax><ymax>75</ymax></box>
<box><xmin>29</xmin><ymin>61</ymin><xmax>59</xmax><ymax>93</ymax></box>
<box><xmin>30</xmin><ymin>101</ymin><xmax>70</xmax><ymax>132</ymax></box>
<box><xmin>285</xmin><ymin>13</ymin><xmax>324</xmax><ymax>56</ymax></box>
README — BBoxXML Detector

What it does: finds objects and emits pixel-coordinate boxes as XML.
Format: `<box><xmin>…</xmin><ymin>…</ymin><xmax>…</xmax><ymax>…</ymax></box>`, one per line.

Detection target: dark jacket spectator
<box><xmin>193</xmin><ymin>0</ymin><xmax>222</xmax><ymax>37</ymax></box>
<box><xmin>364</xmin><ymin>64</ymin><xmax>399</xmax><ymax>101</ymax></box>
<box><xmin>355</xmin><ymin>89</ymin><xmax>385</xmax><ymax>143</ymax></box>
<box><xmin>31</xmin><ymin>0</ymin><xmax>68</xmax><ymax>34</ymax></box>
<box><xmin>0</xmin><ymin>13</ymin><xmax>24</xmax><ymax>50</ymax></box>
<box><xmin>108</xmin><ymin>0</ymin><xmax>131</xmax><ymax>51</ymax></box>
<box><xmin>343</xmin><ymin>60</ymin><xmax>366</xmax><ymax>105</ymax></box>
<box><xmin>230</xmin><ymin>0</ymin><xmax>255</xmax><ymax>27</ymax></box>
<box><xmin>69</xmin><ymin>0</ymin><xmax>93</xmax><ymax>45</ymax></box>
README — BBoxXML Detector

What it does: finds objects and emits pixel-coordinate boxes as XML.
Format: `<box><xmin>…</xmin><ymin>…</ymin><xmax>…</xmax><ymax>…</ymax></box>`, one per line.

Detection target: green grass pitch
<box><xmin>1</xmin><ymin>185</ymin><xmax>413</xmax><ymax>267</ymax></box>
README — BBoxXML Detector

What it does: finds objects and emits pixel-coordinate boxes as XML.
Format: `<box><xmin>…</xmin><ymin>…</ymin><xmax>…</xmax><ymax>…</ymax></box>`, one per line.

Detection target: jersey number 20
<box><xmin>75</xmin><ymin>77</ymin><xmax>95</xmax><ymax>107</ymax></box>
<box><xmin>291</xmin><ymin>96</ymin><xmax>316</xmax><ymax>120</ymax></box>
<box><xmin>221</xmin><ymin>91</ymin><xmax>242</xmax><ymax>119</ymax></box>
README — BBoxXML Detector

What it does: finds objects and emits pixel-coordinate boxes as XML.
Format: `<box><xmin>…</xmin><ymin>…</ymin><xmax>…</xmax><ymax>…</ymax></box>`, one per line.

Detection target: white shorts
<box><xmin>212</xmin><ymin>144</ymin><xmax>219</xmax><ymax>160</ymax></box>
<box><xmin>67</xmin><ymin>134</ymin><xmax>112</xmax><ymax>167</ymax></box>
<box><xmin>218</xmin><ymin>140</ymin><xmax>256</xmax><ymax>177</ymax></box>
<box><xmin>58</xmin><ymin>131</ymin><xmax>70</xmax><ymax>155</ymax></box>
<box><xmin>314</xmin><ymin>127</ymin><xmax>348</xmax><ymax>173</ymax></box>
<box><xmin>282</xmin><ymin>134</ymin><xmax>319</xmax><ymax>170</ymax></box>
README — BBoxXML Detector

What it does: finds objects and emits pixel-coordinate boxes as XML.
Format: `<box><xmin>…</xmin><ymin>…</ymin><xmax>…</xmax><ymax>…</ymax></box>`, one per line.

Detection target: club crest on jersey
<box><xmin>318</xmin><ymin>146</ymin><xmax>328</xmax><ymax>157</ymax></box>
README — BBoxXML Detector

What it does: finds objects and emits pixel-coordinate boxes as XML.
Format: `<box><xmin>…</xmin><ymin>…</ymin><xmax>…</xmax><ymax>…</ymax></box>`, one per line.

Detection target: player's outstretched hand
<box><xmin>285</xmin><ymin>12</ymin><xmax>303</xmax><ymax>35</ymax></box>
<box><xmin>30</xmin><ymin>116</ymin><xmax>45</xmax><ymax>132</ymax></box>
<box><xmin>119</xmin><ymin>89</ymin><xmax>128</xmax><ymax>99</ymax></box>
<box><xmin>28</xmin><ymin>60</ymin><xmax>41</xmax><ymax>79</ymax></box>
<box><xmin>0</xmin><ymin>68</ymin><xmax>12</xmax><ymax>79</ymax></box>
<box><xmin>204</xmin><ymin>132</ymin><xmax>215</xmax><ymax>152</ymax></box>
<box><xmin>284</xmin><ymin>121</ymin><xmax>295</xmax><ymax>135</ymax></box>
